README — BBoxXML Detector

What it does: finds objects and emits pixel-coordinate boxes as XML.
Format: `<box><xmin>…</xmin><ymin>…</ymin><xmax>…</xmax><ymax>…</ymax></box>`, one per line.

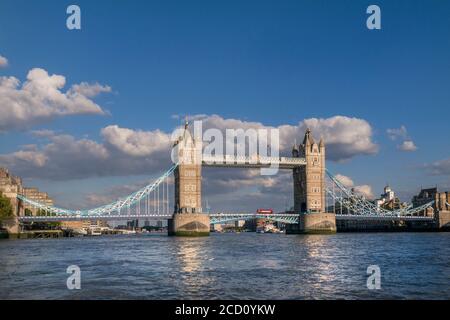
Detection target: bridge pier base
<box><xmin>168</xmin><ymin>213</ymin><xmax>210</xmax><ymax>237</ymax></box>
<box><xmin>1</xmin><ymin>217</ymin><xmax>20</xmax><ymax>238</ymax></box>
<box><xmin>287</xmin><ymin>212</ymin><xmax>336</xmax><ymax>234</ymax></box>
<box><xmin>436</xmin><ymin>210</ymin><xmax>450</xmax><ymax>231</ymax></box>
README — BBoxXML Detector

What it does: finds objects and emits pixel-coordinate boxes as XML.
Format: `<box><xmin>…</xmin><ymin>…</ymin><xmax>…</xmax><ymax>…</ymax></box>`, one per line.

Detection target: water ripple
<box><xmin>0</xmin><ymin>233</ymin><xmax>449</xmax><ymax>299</ymax></box>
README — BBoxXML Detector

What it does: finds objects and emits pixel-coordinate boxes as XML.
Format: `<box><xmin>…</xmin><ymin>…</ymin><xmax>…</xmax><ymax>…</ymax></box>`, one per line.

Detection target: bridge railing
<box><xmin>209</xmin><ymin>213</ymin><xmax>300</xmax><ymax>225</ymax></box>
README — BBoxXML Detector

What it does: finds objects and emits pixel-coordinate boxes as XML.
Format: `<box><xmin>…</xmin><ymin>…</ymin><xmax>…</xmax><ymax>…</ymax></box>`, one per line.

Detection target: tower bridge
<box><xmin>5</xmin><ymin>124</ymin><xmax>450</xmax><ymax>236</ymax></box>
<box><xmin>169</xmin><ymin>123</ymin><xmax>331</xmax><ymax>235</ymax></box>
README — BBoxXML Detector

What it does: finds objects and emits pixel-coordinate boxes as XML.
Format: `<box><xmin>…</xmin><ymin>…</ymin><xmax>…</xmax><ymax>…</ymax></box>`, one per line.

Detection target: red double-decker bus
<box><xmin>256</xmin><ymin>208</ymin><xmax>273</xmax><ymax>214</ymax></box>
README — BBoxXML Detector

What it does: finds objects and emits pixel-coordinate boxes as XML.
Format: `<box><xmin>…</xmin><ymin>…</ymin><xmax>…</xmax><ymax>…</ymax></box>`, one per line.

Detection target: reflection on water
<box><xmin>0</xmin><ymin>233</ymin><xmax>449</xmax><ymax>299</ymax></box>
<box><xmin>176</xmin><ymin>239</ymin><xmax>203</xmax><ymax>273</ymax></box>
<box><xmin>171</xmin><ymin>238</ymin><xmax>218</xmax><ymax>296</ymax></box>
<box><xmin>302</xmin><ymin>236</ymin><xmax>338</xmax><ymax>289</ymax></box>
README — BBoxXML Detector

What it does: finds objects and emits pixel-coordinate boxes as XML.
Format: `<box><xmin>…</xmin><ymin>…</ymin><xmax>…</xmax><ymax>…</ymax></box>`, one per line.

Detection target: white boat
<box><xmin>117</xmin><ymin>229</ymin><xmax>137</xmax><ymax>235</ymax></box>
<box><xmin>72</xmin><ymin>228</ymin><xmax>88</xmax><ymax>236</ymax></box>
<box><xmin>88</xmin><ymin>226</ymin><xmax>102</xmax><ymax>236</ymax></box>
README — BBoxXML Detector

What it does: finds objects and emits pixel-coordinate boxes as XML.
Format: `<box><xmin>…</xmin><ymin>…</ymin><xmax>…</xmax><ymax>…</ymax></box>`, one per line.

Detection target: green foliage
<box><xmin>0</xmin><ymin>192</ymin><xmax>13</xmax><ymax>220</ymax></box>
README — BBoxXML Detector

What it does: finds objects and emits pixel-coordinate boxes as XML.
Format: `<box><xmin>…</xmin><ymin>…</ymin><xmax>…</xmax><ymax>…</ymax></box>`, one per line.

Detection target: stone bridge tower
<box><xmin>173</xmin><ymin>122</ymin><xmax>202</xmax><ymax>214</ymax></box>
<box><xmin>290</xmin><ymin>129</ymin><xmax>336</xmax><ymax>233</ymax></box>
<box><xmin>168</xmin><ymin>121</ymin><xmax>210</xmax><ymax>236</ymax></box>
<box><xmin>292</xmin><ymin>128</ymin><xmax>326</xmax><ymax>213</ymax></box>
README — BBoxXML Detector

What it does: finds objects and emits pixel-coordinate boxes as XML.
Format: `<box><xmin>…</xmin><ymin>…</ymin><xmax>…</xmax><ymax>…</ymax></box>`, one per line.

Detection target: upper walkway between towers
<box><xmin>201</xmin><ymin>155</ymin><xmax>306</xmax><ymax>169</ymax></box>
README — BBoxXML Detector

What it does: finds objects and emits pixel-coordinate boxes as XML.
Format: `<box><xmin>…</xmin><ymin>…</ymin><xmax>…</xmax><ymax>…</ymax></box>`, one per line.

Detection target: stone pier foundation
<box><xmin>168</xmin><ymin>213</ymin><xmax>210</xmax><ymax>236</ymax></box>
<box><xmin>1</xmin><ymin>217</ymin><xmax>20</xmax><ymax>238</ymax></box>
<box><xmin>300</xmin><ymin>212</ymin><xmax>336</xmax><ymax>234</ymax></box>
<box><xmin>287</xmin><ymin>212</ymin><xmax>336</xmax><ymax>234</ymax></box>
<box><xmin>436</xmin><ymin>210</ymin><xmax>450</xmax><ymax>231</ymax></box>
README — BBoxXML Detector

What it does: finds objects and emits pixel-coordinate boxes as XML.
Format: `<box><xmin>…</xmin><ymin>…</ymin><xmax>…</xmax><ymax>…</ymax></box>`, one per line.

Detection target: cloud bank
<box><xmin>0</xmin><ymin>114</ymin><xmax>379</xmax><ymax>181</ymax></box>
<box><xmin>335</xmin><ymin>173</ymin><xmax>374</xmax><ymax>199</ymax></box>
<box><xmin>0</xmin><ymin>68</ymin><xmax>111</xmax><ymax>132</ymax></box>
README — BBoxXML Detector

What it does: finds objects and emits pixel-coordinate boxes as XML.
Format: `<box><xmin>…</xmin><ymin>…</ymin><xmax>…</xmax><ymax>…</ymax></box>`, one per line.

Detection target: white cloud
<box><xmin>425</xmin><ymin>157</ymin><xmax>450</xmax><ymax>176</ymax></box>
<box><xmin>387</xmin><ymin>125</ymin><xmax>408</xmax><ymax>140</ymax></box>
<box><xmin>194</xmin><ymin>114</ymin><xmax>378</xmax><ymax>161</ymax></box>
<box><xmin>101</xmin><ymin>125</ymin><xmax>171</xmax><ymax>157</ymax></box>
<box><xmin>0</xmin><ymin>133</ymin><xmax>111</xmax><ymax>180</ymax></box>
<box><xmin>0</xmin><ymin>127</ymin><xmax>171</xmax><ymax>180</ymax></box>
<box><xmin>0</xmin><ymin>68</ymin><xmax>110</xmax><ymax>132</ymax></box>
<box><xmin>7</xmin><ymin>150</ymin><xmax>48</xmax><ymax>167</ymax></box>
<box><xmin>335</xmin><ymin>173</ymin><xmax>374</xmax><ymax>199</ymax></box>
<box><xmin>387</xmin><ymin>125</ymin><xmax>418</xmax><ymax>152</ymax></box>
<box><xmin>70</xmin><ymin>82</ymin><xmax>112</xmax><ymax>97</ymax></box>
<box><xmin>398</xmin><ymin>140</ymin><xmax>417</xmax><ymax>152</ymax></box>
<box><xmin>335</xmin><ymin>174</ymin><xmax>354</xmax><ymax>188</ymax></box>
<box><xmin>280</xmin><ymin>116</ymin><xmax>379</xmax><ymax>161</ymax></box>
<box><xmin>353</xmin><ymin>185</ymin><xmax>374</xmax><ymax>199</ymax></box>
<box><xmin>0</xmin><ymin>55</ymin><xmax>8</xmax><ymax>68</ymax></box>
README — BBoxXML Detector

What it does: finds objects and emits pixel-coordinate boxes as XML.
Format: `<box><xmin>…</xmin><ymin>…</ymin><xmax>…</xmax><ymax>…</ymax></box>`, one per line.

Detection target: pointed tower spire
<box><xmin>181</xmin><ymin>115</ymin><xmax>194</xmax><ymax>146</ymax></box>
<box><xmin>319</xmin><ymin>137</ymin><xmax>324</xmax><ymax>148</ymax></box>
<box><xmin>292</xmin><ymin>138</ymin><xmax>299</xmax><ymax>157</ymax></box>
<box><xmin>303</xmin><ymin>128</ymin><xmax>314</xmax><ymax>146</ymax></box>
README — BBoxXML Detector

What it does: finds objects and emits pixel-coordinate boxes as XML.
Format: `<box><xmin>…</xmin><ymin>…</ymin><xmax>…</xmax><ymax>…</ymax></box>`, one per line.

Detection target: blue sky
<box><xmin>0</xmin><ymin>0</ymin><xmax>449</xmax><ymax>211</ymax></box>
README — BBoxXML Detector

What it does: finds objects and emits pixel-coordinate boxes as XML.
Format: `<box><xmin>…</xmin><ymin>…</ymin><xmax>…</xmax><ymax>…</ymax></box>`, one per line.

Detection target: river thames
<box><xmin>0</xmin><ymin>232</ymin><xmax>448</xmax><ymax>299</ymax></box>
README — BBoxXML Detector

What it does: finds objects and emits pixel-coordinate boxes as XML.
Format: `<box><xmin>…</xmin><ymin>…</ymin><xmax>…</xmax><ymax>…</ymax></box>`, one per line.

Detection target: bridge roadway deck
<box><xmin>17</xmin><ymin>213</ymin><xmax>435</xmax><ymax>222</ymax></box>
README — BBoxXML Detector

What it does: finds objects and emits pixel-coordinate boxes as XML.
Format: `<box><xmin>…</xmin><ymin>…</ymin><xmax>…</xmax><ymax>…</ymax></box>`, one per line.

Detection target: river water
<box><xmin>0</xmin><ymin>232</ymin><xmax>448</xmax><ymax>299</ymax></box>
